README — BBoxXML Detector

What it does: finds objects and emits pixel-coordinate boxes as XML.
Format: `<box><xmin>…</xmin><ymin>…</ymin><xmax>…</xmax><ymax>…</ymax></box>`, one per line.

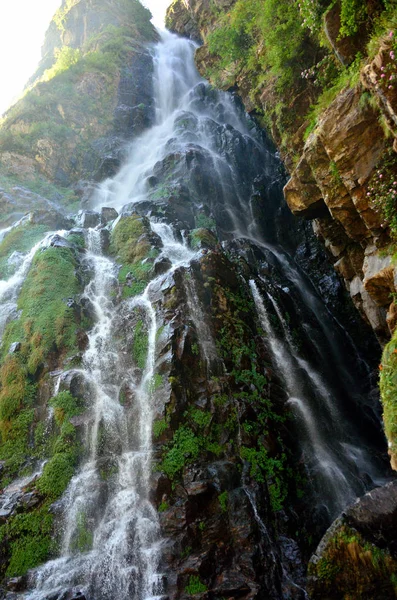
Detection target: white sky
<box><xmin>0</xmin><ymin>0</ymin><xmax>170</xmax><ymax>116</ymax></box>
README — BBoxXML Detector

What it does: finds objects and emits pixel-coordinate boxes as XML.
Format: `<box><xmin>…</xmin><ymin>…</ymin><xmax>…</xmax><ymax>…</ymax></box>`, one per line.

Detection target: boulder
<box><xmin>100</xmin><ymin>207</ymin><xmax>118</xmax><ymax>225</ymax></box>
<box><xmin>308</xmin><ymin>482</ymin><xmax>397</xmax><ymax>599</ymax></box>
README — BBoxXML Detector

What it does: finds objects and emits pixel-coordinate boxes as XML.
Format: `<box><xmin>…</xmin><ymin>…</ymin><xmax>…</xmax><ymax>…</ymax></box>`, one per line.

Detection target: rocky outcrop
<box><xmin>166</xmin><ymin>0</ymin><xmax>397</xmax><ymax>346</ymax></box>
<box><xmin>166</xmin><ymin>0</ymin><xmax>236</xmax><ymax>43</ymax></box>
<box><xmin>283</xmin><ymin>84</ymin><xmax>395</xmax><ymax>343</ymax></box>
<box><xmin>308</xmin><ymin>481</ymin><xmax>397</xmax><ymax>599</ymax></box>
<box><xmin>0</xmin><ymin>0</ymin><xmax>157</xmax><ymax>207</ymax></box>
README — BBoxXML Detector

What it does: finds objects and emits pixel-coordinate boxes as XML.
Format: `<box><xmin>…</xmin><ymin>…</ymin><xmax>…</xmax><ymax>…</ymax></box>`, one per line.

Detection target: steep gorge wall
<box><xmin>0</xmin><ymin>2</ymin><xmax>395</xmax><ymax>599</ymax></box>
<box><xmin>166</xmin><ymin>0</ymin><xmax>397</xmax><ymax>466</ymax></box>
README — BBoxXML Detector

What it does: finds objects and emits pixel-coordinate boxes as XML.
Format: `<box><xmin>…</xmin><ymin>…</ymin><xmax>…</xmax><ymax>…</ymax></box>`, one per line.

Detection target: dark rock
<box><xmin>19</xmin><ymin>491</ymin><xmax>40</xmax><ymax>510</ymax></box>
<box><xmin>49</xmin><ymin>235</ymin><xmax>73</xmax><ymax>249</ymax></box>
<box><xmin>100</xmin><ymin>228</ymin><xmax>111</xmax><ymax>253</ymax></box>
<box><xmin>100</xmin><ymin>207</ymin><xmax>118</xmax><ymax>225</ymax></box>
<box><xmin>344</xmin><ymin>480</ymin><xmax>397</xmax><ymax>549</ymax></box>
<box><xmin>5</xmin><ymin>576</ymin><xmax>27</xmax><ymax>592</ymax></box>
<box><xmin>150</xmin><ymin>472</ymin><xmax>172</xmax><ymax>504</ymax></box>
<box><xmin>58</xmin><ymin>370</ymin><xmax>91</xmax><ymax>401</ymax></box>
<box><xmin>154</xmin><ymin>257</ymin><xmax>172</xmax><ymax>276</ymax></box>
<box><xmin>76</xmin><ymin>210</ymin><xmax>100</xmax><ymax>229</ymax></box>
<box><xmin>8</xmin><ymin>342</ymin><xmax>21</xmax><ymax>354</ymax></box>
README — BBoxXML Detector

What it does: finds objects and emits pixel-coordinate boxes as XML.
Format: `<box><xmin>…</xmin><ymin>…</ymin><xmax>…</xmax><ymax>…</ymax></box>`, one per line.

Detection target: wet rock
<box><xmin>308</xmin><ymin>482</ymin><xmax>397</xmax><ymax>599</ymax></box>
<box><xmin>76</xmin><ymin>210</ymin><xmax>100</xmax><ymax>229</ymax></box>
<box><xmin>100</xmin><ymin>228</ymin><xmax>110</xmax><ymax>253</ymax></box>
<box><xmin>5</xmin><ymin>576</ymin><xmax>27</xmax><ymax>592</ymax></box>
<box><xmin>8</xmin><ymin>342</ymin><xmax>21</xmax><ymax>354</ymax></box>
<box><xmin>49</xmin><ymin>235</ymin><xmax>73</xmax><ymax>249</ymax></box>
<box><xmin>154</xmin><ymin>257</ymin><xmax>172</xmax><ymax>276</ymax></box>
<box><xmin>344</xmin><ymin>480</ymin><xmax>397</xmax><ymax>549</ymax></box>
<box><xmin>100</xmin><ymin>207</ymin><xmax>118</xmax><ymax>225</ymax></box>
<box><xmin>58</xmin><ymin>370</ymin><xmax>90</xmax><ymax>401</ymax></box>
<box><xmin>19</xmin><ymin>491</ymin><xmax>40</xmax><ymax>510</ymax></box>
<box><xmin>150</xmin><ymin>472</ymin><xmax>172</xmax><ymax>504</ymax></box>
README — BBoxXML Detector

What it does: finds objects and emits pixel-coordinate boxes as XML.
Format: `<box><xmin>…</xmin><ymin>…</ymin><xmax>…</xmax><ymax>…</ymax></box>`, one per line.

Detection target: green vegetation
<box><xmin>0</xmin><ymin>390</ymin><xmax>83</xmax><ymax>577</ymax></box>
<box><xmin>1</xmin><ymin>506</ymin><xmax>54</xmax><ymax>577</ymax></box>
<box><xmin>2</xmin><ymin>246</ymin><xmax>81</xmax><ymax>371</ymax></box>
<box><xmin>159</xmin><ymin>405</ymin><xmax>221</xmax><ymax>480</ymax></box>
<box><xmin>0</xmin><ymin>8</ymin><xmax>154</xmax><ymax>186</ymax></box>
<box><xmin>153</xmin><ymin>418</ymin><xmax>168</xmax><ymax>439</ymax></box>
<box><xmin>366</xmin><ymin>145</ymin><xmax>397</xmax><ymax>238</ymax></box>
<box><xmin>0</xmin><ymin>222</ymin><xmax>49</xmax><ymax>278</ymax></box>
<box><xmin>195</xmin><ymin>213</ymin><xmax>216</xmax><ymax>231</ymax></box>
<box><xmin>379</xmin><ymin>324</ymin><xmax>397</xmax><ymax>468</ymax></box>
<box><xmin>70</xmin><ymin>512</ymin><xmax>93</xmax><ymax>553</ymax></box>
<box><xmin>110</xmin><ymin>216</ymin><xmax>158</xmax><ymax>298</ymax></box>
<box><xmin>0</xmin><ymin>246</ymin><xmax>82</xmax><ymax>479</ymax></box>
<box><xmin>185</xmin><ymin>575</ymin><xmax>208</xmax><ymax>595</ymax></box>
<box><xmin>132</xmin><ymin>320</ymin><xmax>148</xmax><ymax>370</ymax></box>
<box><xmin>0</xmin><ymin>172</ymin><xmax>78</xmax><ymax>210</ymax></box>
<box><xmin>189</xmin><ymin>228</ymin><xmax>217</xmax><ymax>250</ymax></box>
<box><xmin>218</xmin><ymin>491</ymin><xmax>228</xmax><ymax>513</ymax></box>
<box><xmin>43</xmin><ymin>47</ymin><xmax>82</xmax><ymax>82</ymax></box>
<box><xmin>203</xmin><ymin>0</ymin><xmax>393</xmax><ymax>156</ymax></box>
<box><xmin>308</xmin><ymin>524</ymin><xmax>397</xmax><ymax>597</ymax></box>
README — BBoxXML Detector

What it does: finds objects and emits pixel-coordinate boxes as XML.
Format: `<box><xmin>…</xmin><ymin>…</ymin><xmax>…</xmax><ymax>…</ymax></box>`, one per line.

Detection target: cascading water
<box><xmin>0</xmin><ymin>231</ymin><xmax>65</xmax><ymax>342</ymax></box>
<box><xmin>4</xmin><ymin>26</ymin><xmax>388</xmax><ymax>600</ymax></box>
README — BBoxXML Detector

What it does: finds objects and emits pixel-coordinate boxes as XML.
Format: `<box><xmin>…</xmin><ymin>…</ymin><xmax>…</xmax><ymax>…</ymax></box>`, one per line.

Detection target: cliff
<box><xmin>0</xmin><ymin>2</ymin><xmax>394</xmax><ymax>599</ymax></box>
<box><xmin>166</xmin><ymin>0</ymin><xmax>397</xmax><ymax>466</ymax></box>
<box><xmin>0</xmin><ymin>0</ymin><xmax>157</xmax><ymax>215</ymax></box>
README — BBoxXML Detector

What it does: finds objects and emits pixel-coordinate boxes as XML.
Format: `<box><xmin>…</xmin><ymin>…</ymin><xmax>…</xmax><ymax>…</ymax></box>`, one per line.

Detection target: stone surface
<box><xmin>100</xmin><ymin>207</ymin><xmax>118</xmax><ymax>225</ymax></box>
<box><xmin>308</xmin><ymin>481</ymin><xmax>397</xmax><ymax>599</ymax></box>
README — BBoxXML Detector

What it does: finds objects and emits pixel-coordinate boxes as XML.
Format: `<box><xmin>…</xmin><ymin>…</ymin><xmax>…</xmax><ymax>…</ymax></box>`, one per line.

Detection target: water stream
<box><xmin>0</xmin><ymin>26</ymin><xmax>386</xmax><ymax>600</ymax></box>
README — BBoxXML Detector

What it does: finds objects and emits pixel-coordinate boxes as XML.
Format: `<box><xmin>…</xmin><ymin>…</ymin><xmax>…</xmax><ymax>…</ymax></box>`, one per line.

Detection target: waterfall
<box><xmin>2</xmin><ymin>26</ymin><xmax>387</xmax><ymax>600</ymax></box>
<box><xmin>249</xmin><ymin>280</ymin><xmax>384</xmax><ymax>518</ymax></box>
<box><xmin>0</xmin><ymin>231</ymin><xmax>65</xmax><ymax>342</ymax></box>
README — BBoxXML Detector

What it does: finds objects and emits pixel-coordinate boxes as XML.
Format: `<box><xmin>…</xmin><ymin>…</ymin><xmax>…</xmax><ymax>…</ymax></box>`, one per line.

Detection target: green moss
<box><xmin>160</xmin><ymin>426</ymin><xmax>202</xmax><ymax>480</ymax></box>
<box><xmin>380</xmin><ymin>324</ymin><xmax>397</xmax><ymax>467</ymax></box>
<box><xmin>0</xmin><ymin>223</ymin><xmax>50</xmax><ymax>278</ymax></box>
<box><xmin>37</xmin><ymin>450</ymin><xmax>77</xmax><ymax>500</ymax></box>
<box><xmin>4</xmin><ymin>505</ymin><xmax>54</xmax><ymax>577</ymax></box>
<box><xmin>149</xmin><ymin>373</ymin><xmax>163</xmax><ymax>393</ymax></box>
<box><xmin>2</xmin><ymin>246</ymin><xmax>81</xmax><ymax>371</ymax></box>
<box><xmin>189</xmin><ymin>228</ymin><xmax>217</xmax><ymax>250</ymax></box>
<box><xmin>218</xmin><ymin>491</ymin><xmax>228</xmax><ymax>513</ymax></box>
<box><xmin>308</xmin><ymin>524</ymin><xmax>397</xmax><ymax>597</ymax></box>
<box><xmin>158</xmin><ymin>501</ymin><xmax>169</xmax><ymax>512</ymax></box>
<box><xmin>132</xmin><ymin>320</ymin><xmax>149</xmax><ymax>370</ymax></box>
<box><xmin>70</xmin><ymin>512</ymin><xmax>93</xmax><ymax>553</ymax></box>
<box><xmin>110</xmin><ymin>215</ymin><xmax>148</xmax><ymax>263</ymax></box>
<box><xmin>195</xmin><ymin>213</ymin><xmax>216</xmax><ymax>231</ymax></box>
<box><xmin>111</xmin><ymin>217</ymin><xmax>158</xmax><ymax>297</ymax></box>
<box><xmin>185</xmin><ymin>576</ymin><xmax>207</xmax><ymax>595</ymax></box>
<box><xmin>153</xmin><ymin>418</ymin><xmax>168</xmax><ymax>439</ymax></box>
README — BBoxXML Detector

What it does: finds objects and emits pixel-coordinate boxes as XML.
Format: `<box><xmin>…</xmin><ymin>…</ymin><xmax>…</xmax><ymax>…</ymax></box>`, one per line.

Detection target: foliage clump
<box><xmin>0</xmin><ymin>246</ymin><xmax>82</xmax><ymax>478</ymax></box>
<box><xmin>379</xmin><ymin>324</ymin><xmax>397</xmax><ymax>468</ymax></box>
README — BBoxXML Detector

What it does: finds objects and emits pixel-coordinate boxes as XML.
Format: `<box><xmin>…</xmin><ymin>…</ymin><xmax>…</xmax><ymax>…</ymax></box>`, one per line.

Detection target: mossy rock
<box><xmin>189</xmin><ymin>228</ymin><xmax>217</xmax><ymax>250</ymax></box>
<box><xmin>308</xmin><ymin>519</ymin><xmax>397</xmax><ymax>599</ymax></box>
<box><xmin>380</xmin><ymin>325</ymin><xmax>397</xmax><ymax>470</ymax></box>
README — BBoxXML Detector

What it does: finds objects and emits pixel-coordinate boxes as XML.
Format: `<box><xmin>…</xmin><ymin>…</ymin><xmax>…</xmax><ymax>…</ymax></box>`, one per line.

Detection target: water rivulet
<box><xmin>0</xmin><ymin>30</ymin><xmax>392</xmax><ymax>600</ymax></box>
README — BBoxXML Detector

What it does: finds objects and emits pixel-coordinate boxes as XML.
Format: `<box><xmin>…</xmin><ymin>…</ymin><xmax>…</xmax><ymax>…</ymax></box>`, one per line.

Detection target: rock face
<box><xmin>308</xmin><ymin>481</ymin><xmax>397</xmax><ymax>599</ymax></box>
<box><xmin>283</xmin><ymin>85</ymin><xmax>393</xmax><ymax>343</ymax></box>
<box><xmin>0</xmin><ymin>4</ymin><xmax>394</xmax><ymax>600</ymax></box>
<box><xmin>0</xmin><ymin>0</ymin><xmax>157</xmax><ymax>205</ymax></box>
<box><xmin>166</xmin><ymin>0</ymin><xmax>397</xmax><ymax>474</ymax></box>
